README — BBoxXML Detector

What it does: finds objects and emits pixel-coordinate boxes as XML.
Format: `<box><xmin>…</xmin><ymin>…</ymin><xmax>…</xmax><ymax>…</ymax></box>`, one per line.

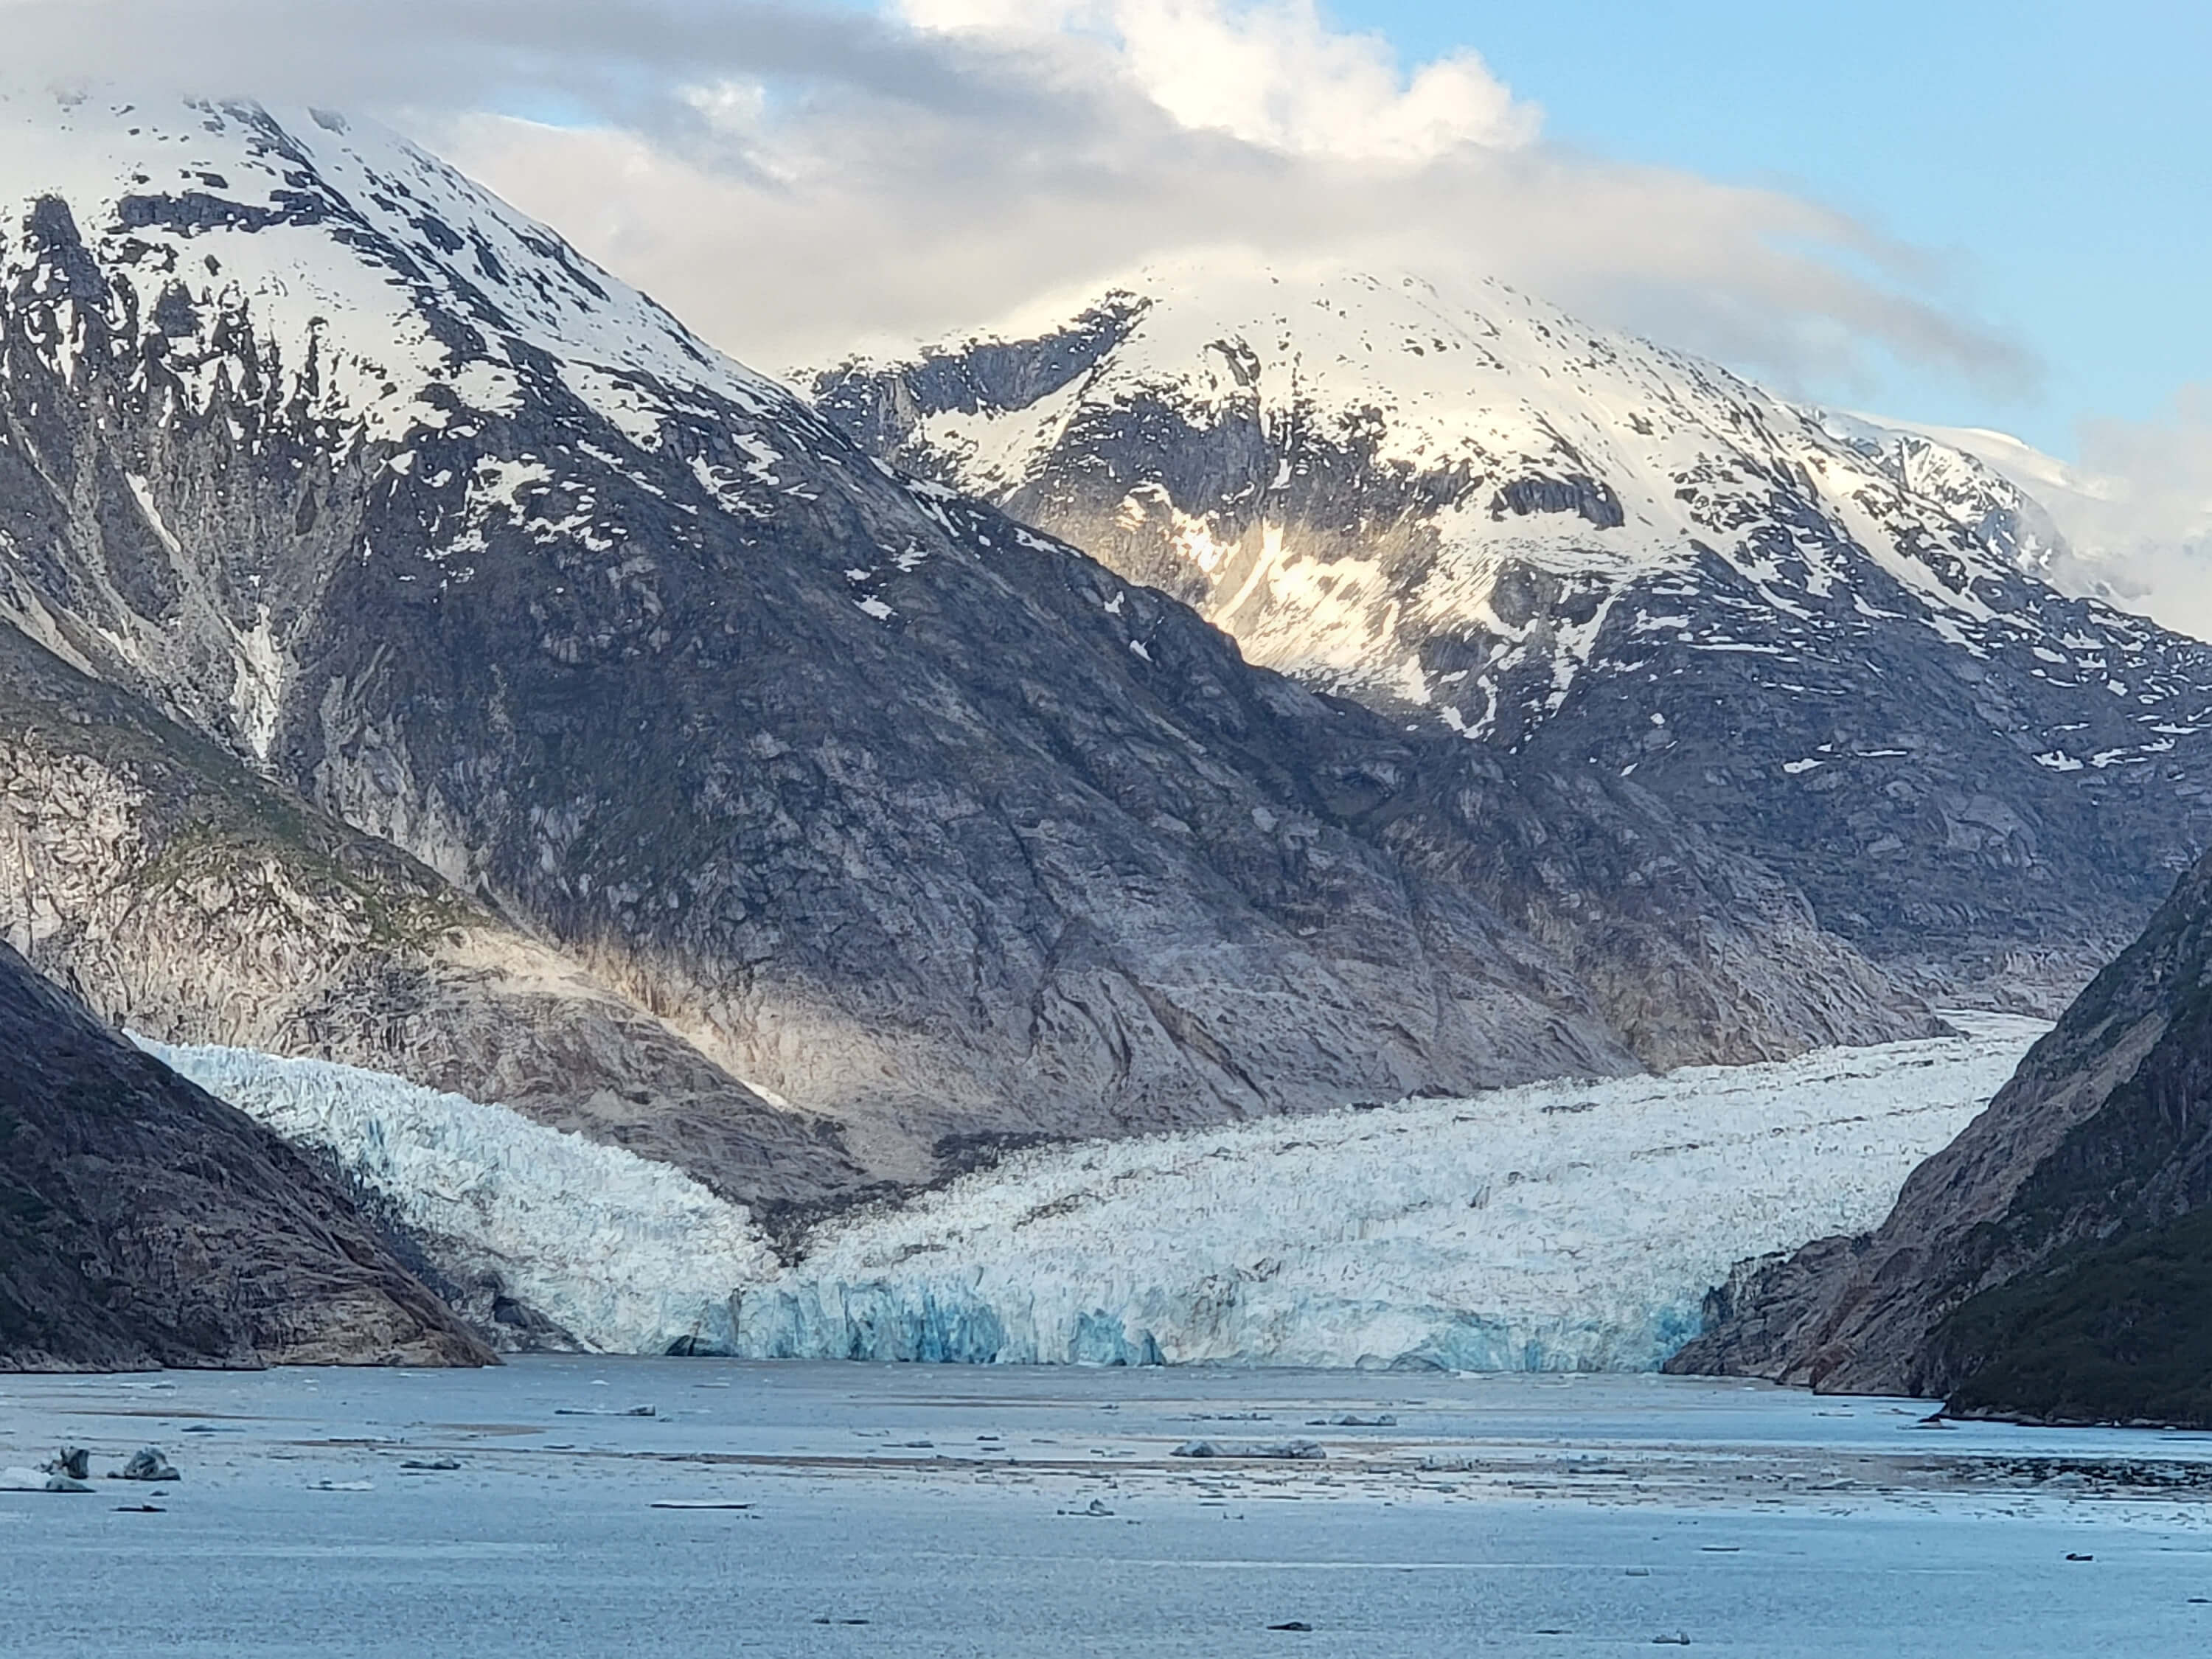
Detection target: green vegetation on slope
<box><xmin>1941</xmin><ymin>1204</ymin><xmax>2212</xmax><ymax>1426</ymax></box>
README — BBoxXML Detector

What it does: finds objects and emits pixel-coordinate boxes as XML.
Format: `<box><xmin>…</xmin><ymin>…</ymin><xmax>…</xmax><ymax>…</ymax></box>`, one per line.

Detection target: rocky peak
<box><xmin>0</xmin><ymin>94</ymin><xmax>1941</xmax><ymax>1201</ymax></box>
<box><xmin>808</xmin><ymin>257</ymin><xmax>2212</xmax><ymax>1012</ymax></box>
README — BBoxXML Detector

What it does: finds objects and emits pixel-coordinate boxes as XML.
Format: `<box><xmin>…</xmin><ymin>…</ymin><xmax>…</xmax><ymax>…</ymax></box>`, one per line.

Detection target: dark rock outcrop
<box><xmin>1668</xmin><ymin>845</ymin><xmax>2212</xmax><ymax>1416</ymax></box>
<box><xmin>0</xmin><ymin>940</ymin><xmax>491</xmax><ymax>1370</ymax></box>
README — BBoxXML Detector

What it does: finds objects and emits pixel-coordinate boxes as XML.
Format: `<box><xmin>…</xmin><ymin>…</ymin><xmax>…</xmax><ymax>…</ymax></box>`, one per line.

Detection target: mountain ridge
<box><xmin>0</xmin><ymin>92</ymin><xmax>1933</xmax><ymax>1205</ymax></box>
<box><xmin>810</xmin><ymin>258</ymin><xmax>2212</xmax><ymax>1013</ymax></box>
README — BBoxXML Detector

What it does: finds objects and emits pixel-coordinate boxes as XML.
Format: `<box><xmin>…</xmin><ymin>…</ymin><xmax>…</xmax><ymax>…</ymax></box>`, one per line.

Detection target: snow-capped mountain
<box><xmin>0</xmin><ymin>93</ymin><xmax>1934</xmax><ymax>1203</ymax></box>
<box><xmin>811</xmin><ymin>260</ymin><xmax>2212</xmax><ymax>1009</ymax></box>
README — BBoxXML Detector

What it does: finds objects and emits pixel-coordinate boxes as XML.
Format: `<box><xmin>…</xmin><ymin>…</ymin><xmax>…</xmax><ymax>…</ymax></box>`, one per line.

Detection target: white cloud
<box><xmin>1925</xmin><ymin>394</ymin><xmax>2212</xmax><ymax>641</ymax></box>
<box><xmin>406</xmin><ymin>5</ymin><xmax>2023</xmax><ymax>397</ymax></box>
<box><xmin>0</xmin><ymin>0</ymin><xmax>2028</xmax><ymax>397</ymax></box>
<box><xmin>900</xmin><ymin>0</ymin><xmax>1538</xmax><ymax>161</ymax></box>
<box><xmin>2053</xmin><ymin>397</ymin><xmax>2212</xmax><ymax>639</ymax></box>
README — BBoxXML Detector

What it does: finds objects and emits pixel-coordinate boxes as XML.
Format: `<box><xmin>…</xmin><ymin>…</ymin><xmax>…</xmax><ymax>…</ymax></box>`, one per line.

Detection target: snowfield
<box><xmin>150</xmin><ymin>1017</ymin><xmax>2047</xmax><ymax>1369</ymax></box>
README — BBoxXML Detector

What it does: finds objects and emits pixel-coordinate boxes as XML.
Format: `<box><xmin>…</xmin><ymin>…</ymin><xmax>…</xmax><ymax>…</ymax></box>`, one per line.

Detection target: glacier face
<box><xmin>736</xmin><ymin>1015</ymin><xmax>2048</xmax><ymax>1371</ymax></box>
<box><xmin>139</xmin><ymin>1039</ymin><xmax>774</xmax><ymax>1355</ymax></box>
<box><xmin>153</xmin><ymin>1018</ymin><xmax>2048</xmax><ymax>1371</ymax></box>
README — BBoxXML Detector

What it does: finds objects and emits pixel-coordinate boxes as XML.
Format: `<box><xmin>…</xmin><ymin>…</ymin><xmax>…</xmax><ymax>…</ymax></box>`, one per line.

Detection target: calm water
<box><xmin>4</xmin><ymin>1358</ymin><xmax>2211</xmax><ymax>1655</ymax></box>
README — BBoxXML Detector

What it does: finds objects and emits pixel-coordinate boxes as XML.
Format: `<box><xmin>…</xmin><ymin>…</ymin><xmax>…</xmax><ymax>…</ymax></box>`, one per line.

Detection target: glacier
<box><xmin>136</xmin><ymin>1040</ymin><xmax>776</xmax><ymax>1355</ymax></box>
<box><xmin>733</xmin><ymin>1015</ymin><xmax>2048</xmax><ymax>1371</ymax></box>
<box><xmin>149</xmin><ymin>1017</ymin><xmax>2048</xmax><ymax>1371</ymax></box>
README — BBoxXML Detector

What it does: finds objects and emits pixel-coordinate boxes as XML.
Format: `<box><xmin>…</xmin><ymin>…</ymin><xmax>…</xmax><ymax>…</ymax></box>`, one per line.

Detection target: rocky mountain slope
<box><xmin>813</xmin><ymin>262</ymin><xmax>2212</xmax><ymax>1012</ymax></box>
<box><xmin>0</xmin><ymin>620</ymin><xmax>865</xmax><ymax>1212</ymax></box>
<box><xmin>1667</xmin><ymin>845</ymin><xmax>2212</xmax><ymax>1419</ymax></box>
<box><xmin>0</xmin><ymin>939</ymin><xmax>490</xmax><ymax>1369</ymax></box>
<box><xmin>0</xmin><ymin>93</ymin><xmax>1932</xmax><ymax>1200</ymax></box>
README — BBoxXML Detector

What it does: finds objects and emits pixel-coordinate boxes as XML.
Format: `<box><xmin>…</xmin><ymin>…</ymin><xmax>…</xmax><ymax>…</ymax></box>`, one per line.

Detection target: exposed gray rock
<box><xmin>1669</xmin><ymin>845</ymin><xmax>2212</xmax><ymax>1400</ymax></box>
<box><xmin>812</xmin><ymin>262</ymin><xmax>2212</xmax><ymax>1019</ymax></box>
<box><xmin>0</xmin><ymin>93</ymin><xmax>1918</xmax><ymax>1213</ymax></box>
<box><xmin>0</xmin><ymin>621</ymin><xmax>865</xmax><ymax>1215</ymax></box>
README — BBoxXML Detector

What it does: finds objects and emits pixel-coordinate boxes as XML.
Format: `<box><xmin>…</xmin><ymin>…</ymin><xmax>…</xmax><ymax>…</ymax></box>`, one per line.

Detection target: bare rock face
<box><xmin>1668</xmin><ymin>846</ymin><xmax>2212</xmax><ymax>1407</ymax></box>
<box><xmin>812</xmin><ymin>261</ymin><xmax>2212</xmax><ymax>1019</ymax></box>
<box><xmin>0</xmin><ymin>939</ymin><xmax>491</xmax><ymax>1370</ymax></box>
<box><xmin>0</xmin><ymin>620</ymin><xmax>866</xmax><ymax>1214</ymax></box>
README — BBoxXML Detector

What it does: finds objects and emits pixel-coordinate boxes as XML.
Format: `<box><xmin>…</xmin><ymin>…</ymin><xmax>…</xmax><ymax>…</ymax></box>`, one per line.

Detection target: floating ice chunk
<box><xmin>1172</xmin><ymin>1440</ymin><xmax>1325</xmax><ymax>1460</ymax></box>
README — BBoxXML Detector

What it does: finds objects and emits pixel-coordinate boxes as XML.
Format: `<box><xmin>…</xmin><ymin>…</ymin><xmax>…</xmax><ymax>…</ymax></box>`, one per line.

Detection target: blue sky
<box><xmin>1330</xmin><ymin>0</ymin><xmax>2209</xmax><ymax>455</ymax></box>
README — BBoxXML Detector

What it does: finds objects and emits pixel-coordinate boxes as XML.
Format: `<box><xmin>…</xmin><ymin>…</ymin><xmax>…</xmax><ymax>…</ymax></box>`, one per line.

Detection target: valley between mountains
<box><xmin>4</xmin><ymin>90</ymin><xmax>2211</xmax><ymax>1425</ymax></box>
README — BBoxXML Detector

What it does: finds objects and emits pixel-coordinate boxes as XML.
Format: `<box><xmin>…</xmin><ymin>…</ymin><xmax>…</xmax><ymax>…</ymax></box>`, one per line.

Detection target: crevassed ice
<box><xmin>149</xmin><ymin>1017</ymin><xmax>2047</xmax><ymax>1371</ymax></box>
<box><xmin>740</xmin><ymin>1015</ymin><xmax>2045</xmax><ymax>1371</ymax></box>
<box><xmin>136</xmin><ymin>1039</ymin><xmax>776</xmax><ymax>1355</ymax></box>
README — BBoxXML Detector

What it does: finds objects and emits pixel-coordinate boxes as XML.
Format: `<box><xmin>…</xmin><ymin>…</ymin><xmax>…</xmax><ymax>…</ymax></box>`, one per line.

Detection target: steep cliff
<box><xmin>1669</xmin><ymin>846</ymin><xmax>2212</xmax><ymax>1419</ymax></box>
<box><xmin>0</xmin><ymin>940</ymin><xmax>490</xmax><ymax>1370</ymax></box>
<box><xmin>0</xmin><ymin>620</ymin><xmax>865</xmax><ymax>1211</ymax></box>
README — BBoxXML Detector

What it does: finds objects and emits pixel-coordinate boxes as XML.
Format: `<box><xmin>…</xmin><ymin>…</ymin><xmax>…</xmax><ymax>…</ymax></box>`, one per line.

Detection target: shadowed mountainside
<box><xmin>1670</xmin><ymin>846</ymin><xmax>2212</xmax><ymax>1422</ymax></box>
<box><xmin>0</xmin><ymin>940</ymin><xmax>491</xmax><ymax>1370</ymax></box>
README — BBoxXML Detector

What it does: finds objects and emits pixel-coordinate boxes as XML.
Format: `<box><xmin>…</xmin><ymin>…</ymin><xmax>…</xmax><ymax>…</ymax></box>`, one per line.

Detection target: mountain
<box><xmin>1668</xmin><ymin>844</ymin><xmax>2212</xmax><ymax>1420</ymax></box>
<box><xmin>0</xmin><ymin>92</ymin><xmax>1934</xmax><ymax>1205</ymax></box>
<box><xmin>0</xmin><ymin>618</ymin><xmax>863</xmax><ymax>1213</ymax></box>
<box><xmin>0</xmin><ymin>939</ymin><xmax>490</xmax><ymax>1369</ymax></box>
<box><xmin>810</xmin><ymin>261</ymin><xmax>2212</xmax><ymax>1013</ymax></box>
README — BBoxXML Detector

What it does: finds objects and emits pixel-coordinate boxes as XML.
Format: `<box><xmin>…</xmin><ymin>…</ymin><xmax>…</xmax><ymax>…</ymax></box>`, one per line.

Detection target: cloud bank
<box><xmin>0</xmin><ymin>0</ymin><xmax>2023</xmax><ymax>392</ymax></box>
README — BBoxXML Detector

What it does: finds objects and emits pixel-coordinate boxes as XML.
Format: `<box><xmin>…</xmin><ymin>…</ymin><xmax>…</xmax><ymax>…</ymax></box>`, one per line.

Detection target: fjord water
<box><xmin>5</xmin><ymin>1359</ymin><xmax>2211</xmax><ymax>1655</ymax></box>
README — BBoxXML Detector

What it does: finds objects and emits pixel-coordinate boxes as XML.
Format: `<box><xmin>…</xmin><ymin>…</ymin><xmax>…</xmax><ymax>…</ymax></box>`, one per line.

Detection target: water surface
<box><xmin>4</xmin><ymin>1359</ymin><xmax>2209</xmax><ymax>1655</ymax></box>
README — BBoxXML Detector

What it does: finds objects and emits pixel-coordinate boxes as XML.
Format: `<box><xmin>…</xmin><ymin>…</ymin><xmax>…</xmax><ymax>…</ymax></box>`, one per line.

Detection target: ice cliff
<box><xmin>153</xmin><ymin>1018</ymin><xmax>2047</xmax><ymax>1369</ymax></box>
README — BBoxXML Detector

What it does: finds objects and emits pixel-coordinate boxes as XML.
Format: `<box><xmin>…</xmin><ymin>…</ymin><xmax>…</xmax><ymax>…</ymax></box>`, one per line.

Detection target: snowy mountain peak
<box><xmin>11</xmin><ymin>96</ymin><xmax>1937</xmax><ymax>1197</ymax></box>
<box><xmin>811</xmin><ymin>254</ymin><xmax>2212</xmax><ymax>1012</ymax></box>
<box><xmin>0</xmin><ymin>90</ymin><xmax>781</xmax><ymax>445</ymax></box>
<box><xmin>816</xmin><ymin>255</ymin><xmax>2090</xmax><ymax>727</ymax></box>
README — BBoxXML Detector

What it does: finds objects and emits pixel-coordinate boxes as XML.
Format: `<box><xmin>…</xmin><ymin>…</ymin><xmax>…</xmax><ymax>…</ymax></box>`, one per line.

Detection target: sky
<box><xmin>0</xmin><ymin>0</ymin><xmax>2204</xmax><ymax>620</ymax></box>
<box><xmin>1338</xmin><ymin>0</ymin><xmax>2212</xmax><ymax>457</ymax></box>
